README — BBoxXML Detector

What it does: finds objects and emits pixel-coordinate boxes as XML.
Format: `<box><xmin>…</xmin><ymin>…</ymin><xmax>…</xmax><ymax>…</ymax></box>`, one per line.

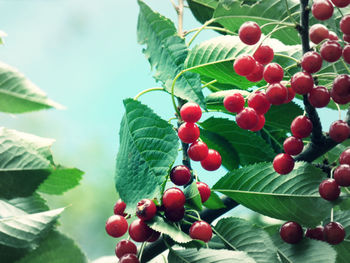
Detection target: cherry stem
<box><xmin>341</xmin><ymin>59</ymin><xmax>350</xmax><ymax>74</ymax></box>
<box><xmin>184</xmin><ymin>26</ymin><xmax>236</xmax><ymax>36</ymax></box>
<box><xmin>331</xmin><ymin>207</ymin><xmax>334</xmax><ymax>222</ymax></box>
<box><xmin>138</xmin><ymin>242</ymin><xmax>146</xmax><ymax>261</ymax></box>
<box><xmin>134</xmin><ymin>87</ymin><xmax>164</xmax><ymax>100</ymax></box>
<box><xmin>335</xmin><ymin>103</ymin><xmax>342</xmax><ymax>120</ymax></box>
<box><xmin>337</xmin><ymin>6</ymin><xmax>344</xmax><ymax>18</ymax></box>
<box><xmin>202</xmin><ymin>79</ymin><xmax>218</xmax><ymax>89</ymax></box>
<box><xmin>211</xmin><ymin>226</ymin><xmax>237</xmax><ymax>250</ymax></box>
<box><xmin>282</xmin><ymin>0</ymin><xmax>299</xmax><ymax>24</ymax></box>
<box><xmin>187</xmin><ymin>18</ymin><xmax>215</xmax><ymax>47</ymax></box>
<box><xmin>274</xmin><ymin>53</ymin><xmax>300</xmax><ymax>63</ymax></box>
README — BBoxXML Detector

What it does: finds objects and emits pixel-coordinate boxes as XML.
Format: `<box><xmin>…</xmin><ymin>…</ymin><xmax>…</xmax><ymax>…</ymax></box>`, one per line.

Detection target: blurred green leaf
<box><xmin>203</xmin><ymin>191</ymin><xmax>226</xmax><ymax>210</ymax></box>
<box><xmin>334</xmin><ymin>240</ymin><xmax>350</xmax><ymax>263</ymax></box>
<box><xmin>184</xmin><ymin>181</ymin><xmax>203</xmax><ymax>211</ymax></box>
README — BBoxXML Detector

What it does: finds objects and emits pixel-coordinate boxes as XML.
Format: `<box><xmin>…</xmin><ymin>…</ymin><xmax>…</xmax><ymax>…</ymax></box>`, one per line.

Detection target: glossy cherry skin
<box><xmin>331</xmin><ymin>0</ymin><xmax>350</xmax><ymax>7</ymax></box>
<box><xmin>164</xmin><ymin>206</ymin><xmax>185</xmax><ymax>222</ymax></box>
<box><xmin>340</xmin><ymin>148</ymin><xmax>350</xmax><ymax>165</ymax></box>
<box><xmin>332</xmin><ymin>74</ymin><xmax>350</xmax><ymax>97</ymax></box>
<box><xmin>196</xmin><ymin>181</ymin><xmax>211</xmax><ymax>203</ymax></box>
<box><xmin>266</xmin><ymin>83</ymin><xmax>288</xmax><ymax>105</ymax></box>
<box><xmin>273</xmin><ymin>153</ymin><xmax>295</xmax><ymax>175</ymax></box>
<box><xmin>247</xmin><ymin>91</ymin><xmax>271</xmax><ymax>115</ymax></box>
<box><xmin>253</xmin><ymin>45</ymin><xmax>274</xmax><ymax>65</ymax></box>
<box><xmin>178</xmin><ymin>122</ymin><xmax>200</xmax><ymax>144</ymax></box>
<box><xmin>236</xmin><ymin>107</ymin><xmax>259</xmax><ymax>130</ymax></box>
<box><xmin>239</xmin><ymin>21</ymin><xmax>261</xmax><ymax>45</ymax></box>
<box><xmin>330</xmin><ymin>88</ymin><xmax>350</xmax><ymax>104</ymax></box>
<box><xmin>285</xmin><ymin>86</ymin><xmax>296</xmax><ymax>103</ymax></box>
<box><xmin>291</xmin><ymin>72</ymin><xmax>314</xmax><ymax>95</ymax></box>
<box><xmin>250</xmin><ymin>114</ymin><xmax>265</xmax><ymax>132</ymax></box>
<box><xmin>114</xmin><ymin>199</ymin><xmax>127</xmax><ymax>216</ymax></box>
<box><xmin>291</xmin><ymin>116</ymin><xmax>313</xmax><ymax>139</ymax></box>
<box><xmin>180</xmin><ymin>102</ymin><xmax>202</xmax><ymax>123</ymax></box>
<box><xmin>162</xmin><ymin>187</ymin><xmax>186</xmax><ymax>210</ymax></box>
<box><xmin>283</xmin><ymin>136</ymin><xmax>304</xmax><ymax>156</ymax></box>
<box><xmin>115</xmin><ymin>240</ymin><xmax>137</xmax><ymax>259</ymax></box>
<box><xmin>234</xmin><ymin>55</ymin><xmax>256</xmax><ymax>76</ymax></box>
<box><xmin>305</xmin><ymin>226</ymin><xmax>325</xmax><ymax>241</ymax></box>
<box><xmin>189</xmin><ymin>221</ymin><xmax>213</xmax><ymax>243</ymax></box>
<box><xmin>223</xmin><ymin>93</ymin><xmax>245</xmax><ymax>113</ymax></box>
<box><xmin>105</xmin><ymin>215</ymin><xmax>128</xmax><ymax>238</ymax></box>
<box><xmin>334</xmin><ymin>164</ymin><xmax>350</xmax><ymax>186</ymax></box>
<box><xmin>201</xmin><ymin>149</ymin><xmax>222</xmax><ymax>171</ymax></box>
<box><xmin>328</xmin><ymin>31</ymin><xmax>339</xmax><ymax>40</ymax></box>
<box><xmin>309</xmin><ymin>24</ymin><xmax>329</xmax><ymax>44</ymax></box>
<box><xmin>263</xmin><ymin>63</ymin><xmax>284</xmax><ymax>84</ymax></box>
<box><xmin>308</xmin><ymin>86</ymin><xmax>330</xmax><ymax>108</ymax></box>
<box><xmin>147</xmin><ymin>230</ymin><xmax>160</xmax><ymax>242</ymax></box>
<box><xmin>129</xmin><ymin>219</ymin><xmax>153</xmax><ymax>242</ymax></box>
<box><xmin>319</xmin><ymin>178</ymin><xmax>340</xmax><ymax>201</ymax></box>
<box><xmin>119</xmin><ymin>254</ymin><xmax>140</xmax><ymax>263</ymax></box>
<box><xmin>340</xmin><ymin>15</ymin><xmax>350</xmax><ymax>35</ymax></box>
<box><xmin>324</xmin><ymin>222</ymin><xmax>346</xmax><ymax>245</ymax></box>
<box><xmin>320</xmin><ymin>40</ymin><xmax>342</xmax><ymax>62</ymax></box>
<box><xmin>280</xmin><ymin>221</ymin><xmax>303</xmax><ymax>244</ymax></box>
<box><xmin>136</xmin><ymin>199</ymin><xmax>157</xmax><ymax>221</ymax></box>
<box><xmin>329</xmin><ymin>120</ymin><xmax>350</xmax><ymax>143</ymax></box>
<box><xmin>312</xmin><ymin>0</ymin><xmax>334</xmax><ymax>20</ymax></box>
<box><xmin>188</xmin><ymin>141</ymin><xmax>209</xmax><ymax>162</ymax></box>
<box><xmin>301</xmin><ymin>51</ymin><xmax>323</xmax><ymax>74</ymax></box>
<box><xmin>246</xmin><ymin>62</ymin><xmax>264</xmax><ymax>82</ymax></box>
<box><xmin>343</xmin><ymin>45</ymin><xmax>350</xmax><ymax>64</ymax></box>
<box><xmin>170</xmin><ymin>165</ymin><xmax>192</xmax><ymax>186</ymax></box>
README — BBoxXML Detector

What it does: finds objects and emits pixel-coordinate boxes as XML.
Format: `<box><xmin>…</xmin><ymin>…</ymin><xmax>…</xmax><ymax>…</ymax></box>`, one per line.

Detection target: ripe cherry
<box><xmin>343</xmin><ymin>45</ymin><xmax>350</xmax><ymax>64</ymax></box>
<box><xmin>234</xmin><ymin>55</ymin><xmax>256</xmax><ymax>76</ymax></box>
<box><xmin>291</xmin><ymin>116</ymin><xmax>313</xmax><ymax>139</ymax></box>
<box><xmin>178</xmin><ymin>122</ymin><xmax>200</xmax><ymax>144</ymax></box>
<box><xmin>115</xmin><ymin>240</ymin><xmax>137</xmax><ymax>259</ymax></box>
<box><xmin>129</xmin><ymin>219</ymin><xmax>153</xmax><ymax>242</ymax></box>
<box><xmin>305</xmin><ymin>226</ymin><xmax>324</xmax><ymax>241</ymax></box>
<box><xmin>119</xmin><ymin>254</ymin><xmax>140</xmax><ymax>263</ymax></box>
<box><xmin>329</xmin><ymin>120</ymin><xmax>350</xmax><ymax>142</ymax></box>
<box><xmin>201</xmin><ymin>149</ymin><xmax>222</xmax><ymax>171</ymax></box>
<box><xmin>105</xmin><ymin>215</ymin><xmax>128</xmax><ymax>238</ymax></box>
<box><xmin>308</xmin><ymin>86</ymin><xmax>330</xmax><ymax>108</ymax></box>
<box><xmin>162</xmin><ymin>187</ymin><xmax>186</xmax><ymax>210</ymax></box>
<box><xmin>331</xmin><ymin>0</ymin><xmax>350</xmax><ymax>7</ymax></box>
<box><xmin>324</xmin><ymin>222</ymin><xmax>345</xmax><ymax>245</ymax></box>
<box><xmin>340</xmin><ymin>15</ymin><xmax>350</xmax><ymax>35</ymax></box>
<box><xmin>170</xmin><ymin>165</ymin><xmax>192</xmax><ymax>186</ymax></box>
<box><xmin>328</xmin><ymin>31</ymin><xmax>339</xmax><ymax>40</ymax></box>
<box><xmin>246</xmin><ymin>62</ymin><xmax>264</xmax><ymax>82</ymax></box>
<box><xmin>147</xmin><ymin>230</ymin><xmax>160</xmax><ymax>242</ymax></box>
<box><xmin>114</xmin><ymin>199</ymin><xmax>127</xmax><ymax>216</ymax></box>
<box><xmin>164</xmin><ymin>206</ymin><xmax>185</xmax><ymax>222</ymax></box>
<box><xmin>189</xmin><ymin>221</ymin><xmax>212</xmax><ymax>242</ymax></box>
<box><xmin>188</xmin><ymin>141</ymin><xmax>209</xmax><ymax>162</ymax></box>
<box><xmin>253</xmin><ymin>45</ymin><xmax>274</xmax><ymax>65</ymax></box>
<box><xmin>309</xmin><ymin>24</ymin><xmax>329</xmax><ymax>44</ymax></box>
<box><xmin>280</xmin><ymin>221</ymin><xmax>303</xmax><ymax>244</ymax></box>
<box><xmin>344</xmin><ymin>34</ymin><xmax>350</xmax><ymax>43</ymax></box>
<box><xmin>330</xmin><ymin>88</ymin><xmax>350</xmax><ymax>104</ymax></box>
<box><xmin>239</xmin><ymin>21</ymin><xmax>261</xmax><ymax>45</ymax></box>
<box><xmin>250</xmin><ymin>114</ymin><xmax>265</xmax><ymax>132</ymax></box>
<box><xmin>291</xmin><ymin>72</ymin><xmax>314</xmax><ymax>95</ymax></box>
<box><xmin>263</xmin><ymin>63</ymin><xmax>284</xmax><ymax>84</ymax></box>
<box><xmin>312</xmin><ymin>0</ymin><xmax>334</xmax><ymax>20</ymax></box>
<box><xmin>301</xmin><ymin>51</ymin><xmax>323</xmax><ymax>74</ymax></box>
<box><xmin>319</xmin><ymin>178</ymin><xmax>340</xmax><ymax>201</ymax></box>
<box><xmin>333</xmin><ymin>74</ymin><xmax>350</xmax><ymax>97</ymax></box>
<box><xmin>223</xmin><ymin>93</ymin><xmax>245</xmax><ymax>113</ymax></box>
<box><xmin>236</xmin><ymin>107</ymin><xmax>259</xmax><ymax>130</ymax></box>
<box><xmin>273</xmin><ymin>153</ymin><xmax>295</xmax><ymax>175</ymax></box>
<box><xmin>285</xmin><ymin>86</ymin><xmax>296</xmax><ymax>103</ymax></box>
<box><xmin>136</xmin><ymin>199</ymin><xmax>157</xmax><ymax>221</ymax></box>
<box><xmin>180</xmin><ymin>102</ymin><xmax>202</xmax><ymax>123</ymax></box>
<box><xmin>196</xmin><ymin>182</ymin><xmax>211</xmax><ymax>203</ymax></box>
<box><xmin>266</xmin><ymin>83</ymin><xmax>288</xmax><ymax>105</ymax></box>
<box><xmin>334</xmin><ymin>164</ymin><xmax>350</xmax><ymax>186</ymax></box>
<box><xmin>340</xmin><ymin>148</ymin><xmax>350</xmax><ymax>165</ymax></box>
<box><xmin>283</xmin><ymin>136</ymin><xmax>304</xmax><ymax>156</ymax></box>
<box><xmin>247</xmin><ymin>91</ymin><xmax>271</xmax><ymax>115</ymax></box>
<box><xmin>320</xmin><ymin>40</ymin><xmax>342</xmax><ymax>62</ymax></box>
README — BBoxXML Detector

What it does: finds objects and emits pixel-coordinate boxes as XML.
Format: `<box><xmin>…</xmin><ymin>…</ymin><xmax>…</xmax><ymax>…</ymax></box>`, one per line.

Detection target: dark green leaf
<box><xmin>334</xmin><ymin>240</ymin><xmax>350</xmax><ymax>263</ymax></box>
<box><xmin>184</xmin><ymin>181</ymin><xmax>203</xmax><ymax>211</ymax></box>
<box><xmin>203</xmin><ymin>191</ymin><xmax>225</xmax><ymax>209</ymax></box>
<box><xmin>8</xmin><ymin>194</ymin><xmax>49</xmax><ymax>214</ymax></box>
<box><xmin>187</xmin><ymin>0</ymin><xmax>218</xmax><ymax>25</ymax></box>
<box><xmin>265</xmin><ymin>103</ymin><xmax>303</xmax><ymax>130</ymax></box>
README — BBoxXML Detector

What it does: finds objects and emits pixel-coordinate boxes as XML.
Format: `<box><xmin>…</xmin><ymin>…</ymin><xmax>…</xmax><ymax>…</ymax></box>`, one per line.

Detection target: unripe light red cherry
<box><xmin>273</xmin><ymin>153</ymin><xmax>295</xmax><ymax>175</ymax></box>
<box><xmin>328</xmin><ymin>31</ymin><xmax>339</xmax><ymax>40</ymax></box>
<box><xmin>223</xmin><ymin>93</ymin><xmax>245</xmax><ymax>113</ymax></box>
<box><xmin>312</xmin><ymin>0</ymin><xmax>334</xmax><ymax>20</ymax></box>
<box><xmin>246</xmin><ymin>62</ymin><xmax>264</xmax><ymax>82</ymax></box>
<box><xmin>309</xmin><ymin>24</ymin><xmax>329</xmax><ymax>44</ymax></box>
<box><xmin>247</xmin><ymin>91</ymin><xmax>271</xmax><ymax>115</ymax></box>
<box><xmin>283</xmin><ymin>136</ymin><xmax>304</xmax><ymax>156</ymax></box>
<box><xmin>114</xmin><ymin>199</ymin><xmax>127</xmax><ymax>216</ymax></box>
<box><xmin>319</xmin><ymin>178</ymin><xmax>340</xmax><ymax>201</ymax></box>
<box><xmin>129</xmin><ymin>219</ymin><xmax>153</xmax><ymax>242</ymax></box>
<box><xmin>189</xmin><ymin>221</ymin><xmax>212</xmax><ymax>242</ymax></box>
<box><xmin>329</xmin><ymin>120</ymin><xmax>350</xmax><ymax>142</ymax></box>
<box><xmin>308</xmin><ymin>86</ymin><xmax>330</xmax><ymax>108</ymax></box>
<box><xmin>250</xmin><ymin>114</ymin><xmax>265</xmax><ymax>132</ymax></box>
<box><xmin>343</xmin><ymin>45</ymin><xmax>350</xmax><ymax>64</ymax></box>
<box><xmin>170</xmin><ymin>165</ymin><xmax>191</xmax><ymax>186</ymax></box>
<box><xmin>331</xmin><ymin>0</ymin><xmax>350</xmax><ymax>7</ymax></box>
<box><xmin>291</xmin><ymin>116</ymin><xmax>313</xmax><ymax>139</ymax></box>
<box><xmin>253</xmin><ymin>45</ymin><xmax>274</xmax><ymax>65</ymax></box>
<box><xmin>119</xmin><ymin>254</ymin><xmax>140</xmax><ymax>263</ymax></box>
<box><xmin>201</xmin><ymin>149</ymin><xmax>222</xmax><ymax>171</ymax></box>
<box><xmin>263</xmin><ymin>63</ymin><xmax>284</xmax><ymax>83</ymax></box>
<box><xmin>136</xmin><ymin>199</ymin><xmax>157</xmax><ymax>221</ymax></box>
<box><xmin>178</xmin><ymin>122</ymin><xmax>200</xmax><ymax>144</ymax></box>
<box><xmin>188</xmin><ymin>141</ymin><xmax>209</xmax><ymax>162</ymax></box>
<box><xmin>234</xmin><ymin>55</ymin><xmax>256</xmax><ymax>76</ymax></box>
<box><xmin>164</xmin><ymin>206</ymin><xmax>185</xmax><ymax>222</ymax></box>
<box><xmin>301</xmin><ymin>51</ymin><xmax>323</xmax><ymax>74</ymax></box>
<box><xmin>180</xmin><ymin>102</ymin><xmax>202</xmax><ymax>123</ymax></box>
<box><xmin>105</xmin><ymin>215</ymin><xmax>128</xmax><ymax>238</ymax></box>
<box><xmin>320</xmin><ymin>40</ymin><xmax>342</xmax><ymax>62</ymax></box>
<box><xmin>162</xmin><ymin>187</ymin><xmax>186</xmax><ymax>210</ymax></box>
<box><xmin>305</xmin><ymin>226</ymin><xmax>325</xmax><ymax>241</ymax></box>
<box><xmin>280</xmin><ymin>221</ymin><xmax>303</xmax><ymax>244</ymax></box>
<box><xmin>340</xmin><ymin>148</ymin><xmax>350</xmax><ymax>165</ymax></box>
<box><xmin>340</xmin><ymin>15</ymin><xmax>350</xmax><ymax>35</ymax></box>
<box><xmin>266</xmin><ymin>83</ymin><xmax>288</xmax><ymax>105</ymax></box>
<box><xmin>239</xmin><ymin>21</ymin><xmax>261</xmax><ymax>45</ymax></box>
<box><xmin>196</xmin><ymin>181</ymin><xmax>211</xmax><ymax>203</ymax></box>
<box><xmin>116</xmin><ymin>240</ymin><xmax>137</xmax><ymax>259</ymax></box>
<box><xmin>236</xmin><ymin>107</ymin><xmax>259</xmax><ymax>130</ymax></box>
<box><xmin>324</xmin><ymin>222</ymin><xmax>345</xmax><ymax>245</ymax></box>
<box><xmin>291</xmin><ymin>72</ymin><xmax>314</xmax><ymax>95</ymax></box>
<box><xmin>334</xmin><ymin>164</ymin><xmax>350</xmax><ymax>186</ymax></box>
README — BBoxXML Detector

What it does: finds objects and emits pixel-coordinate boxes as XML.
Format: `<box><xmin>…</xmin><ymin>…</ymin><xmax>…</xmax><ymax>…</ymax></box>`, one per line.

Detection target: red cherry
<box><xmin>189</xmin><ymin>221</ymin><xmax>212</xmax><ymax>242</ymax></box>
<box><xmin>343</xmin><ymin>45</ymin><xmax>350</xmax><ymax>64</ymax></box>
<box><xmin>234</xmin><ymin>55</ymin><xmax>256</xmax><ymax>76</ymax></box>
<box><xmin>239</xmin><ymin>21</ymin><xmax>261</xmax><ymax>45</ymax></box>
<box><xmin>309</xmin><ymin>24</ymin><xmax>329</xmax><ymax>44</ymax></box>
<box><xmin>312</xmin><ymin>0</ymin><xmax>334</xmax><ymax>20</ymax></box>
<box><xmin>223</xmin><ymin>93</ymin><xmax>245</xmax><ymax>113</ymax></box>
<box><xmin>305</xmin><ymin>226</ymin><xmax>325</xmax><ymax>241</ymax></box>
<box><xmin>329</xmin><ymin>120</ymin><xmax>350</xmax><ymax>142</ymax></box>
<box><xmin>114</xmin><ymin>199</ymin><xmax>127</xmax><ymax>216</ymax></box>
<box><xmin>280</xmin><ymin>221</ymin><xmax>303</xmax><ymax>244</ymax></box>
<box><xmin>283</xmin><ymin>136</ymin><xmax>304</xmax><ymax>156</ymax></box>
<box><xmin>263</xmin><ymin>63</ymin><xmax>284</xmax><ymax>83</ymax></box>
<box><xmin>136</xmin><ymin>199</ymin><xmax>157</xmax><ymax>221</ymax></box>
<box><xmin>253</xmin><ymin>45</ymin><xmax>274</xmax><ymax>65</ymax></box>
<box><xmin>236</xmin><ymin>107</ymin><xmax>259</xmax><ymax>130</ymax></box>
<box><xmin>247</xmin><ymin>91</ymin><xmax>271</xmax><ymax>115</ymax></box>
<box><xmin>147</xmin><ymin>230</ymin><xmax>160</xmax><ymax>242</ymax></box>
<box><xmin>170</xmin><ymin>165</ymin><xmax>191</xmax><ymax>186</ymax></box>
<box><xmin>119</xmin><ymin>254</ymin><xmax>140</xmax><ymax>263</ymax></box>
<box><xmin>320</xmin><ymin>40</ymin><xmax>342</xmax><ymax>62</ymax></box>
<box><xmin>266</xmin><ymin>83</ymin><xmax>288</xmax><ymax>105</ymax></box>
<box><xmin>301</xmin><ymin>51</ymin><xmax>323</xmax><ymax>74</ymax></box>
<box><xmin>188</xmin><ymin>141</ymin><xmax>209</xmax><ymax>162</ymax></box>
<box><xmin>285</xmin><ymin>86</ymin><xmax>296</xmax><ymax>103</ymax></box>
<box><xmin>334</xmin><ymin>164</ymin><xmax>350</xmax><ymax>186</ymax></box>
<box><xmin>178</xmin><ymin>122</ymin><xmax>200</xmax><ymax>144</ymax></box>
<box><xmin>115</xmin><ymin>240</ymin><xmax>137</xmax><ymax>259</ymax></box>
<box><xmin>331</xmin><ymin>0</ymin><xmax>350</xmax><ymax>7</ymax></box>
<box><xmin>162</xmin><ymin>187</ymin><xmax>186</xmax><ymax>210</ymax></box>
<box><xmin>105</xmin><ymin>215</ymin><xmax>128</xmax><ymax>238</ymax></box>
<box><xmin>164</xmin><ymin>206</ymin><xmax>185</xmax><ymax>222</ymax></box>
<box><xmin>180</xmin><ymin>102</ymin><xmax>202</xmax><ymax>123</ymax></box>
<box><xmin>328</xmin><ymin>31</ymin><xmax>339</xmax><ymax>40</ymax></box>
<box><xmin>291</xmin><ymin>72</ymin><xmax>314</xmax><ymax>95</ymax></box>
<box><xmin>319</xmin><ymin>178</ymin><xmax>340</xmax><ymax>201</ymax></box>
<box><xmin>340</xmin><ymin>148</ymin><xmax>350</xmax><ymax>165</ymax></box>
<box><xmin>201</xmin><ymin>149</ymin><xmax>222</xmax><ymax>171</ymax></box>
<box><xmin>330</xmin><ymin>88</ymin><xmax>350</xmax><ymax>104</ymax></box>
<box><xmin>324</xmin><ymin>222</ymin><xmax>345</xmax><ymax>245</ymax></box>
<box><xmin>344</xmin><ymin>34</ymin><xmax>350</xmax><ymax>43</ymax></box>
<box><xmin>308</xmin><ymin>86</ymin><xmax>330</xmax><ymax>108</ymax></box>
<box><xmin>291</xmin><ymin>116</ymin><xmax>313</xmax><ymax>138</ymax></box>
<box><xmin>129</xmin><ymin>219</ymin><xmax>153</xmax><ymax>242</ymax></box>
<box><xmin>196</xmin><ymin>181</ymin><xmax>211</xmax><ymax>203</ymax></box>
<box><xmin>332</xmin><ymin>74</ymin><xmax>350</xmax><ymax>97</ymax></box>
<box><xmin>246</xmin><ymin>62</ymin><xmax>264</xmax><ymax>82</ymax></box>
<box><xmin>340</xmin><ymin>15</ymin><xmax>350</xmax><ymax>35</ymax></box>
<box><xmin>273</xmin><ymin>153</ymin><xmax>295</xmax><ymax>175</ymax></box>
<box><xmin>250</xmin><ymin>114</ymin><xmax>265</xmax><ymax>132</ymax></box>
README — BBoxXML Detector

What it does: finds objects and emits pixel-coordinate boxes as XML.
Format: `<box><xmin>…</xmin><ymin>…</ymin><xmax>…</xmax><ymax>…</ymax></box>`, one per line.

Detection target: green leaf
<box><xmin>213</xmin><ymin>162</ymin><xmax>336</xmax><ymax>226</ymax></box>
<box><xmin>168</xmin><ymin>248</ymin><xmax>256</xmax><ymax>263</ymax></box>
<box><xmin>115</xmin><ymin>99</ymin><xmax>178</xmax><ymax>213</ymax></box>
<box><xmin>214</xmin><ymin>217</ymin><xmax>279</xmax><ymax>263</ymax></box>
<box><xmin>265</xmin><ymin>102</ymin><xmax>303</xmax><ymax>131</ymax></box>
<box><xmin>0</xmin><ymin>62</ymin><xmax>63</xmax><ymax>113</ymax></box>
<box><xmin>318</xmin><ymin>140</ymin><xmax>350</xmax><ymax>164</ymax></box>
<box><xmin>184</xmin><ymin>181</ymin><xmax>203</xmax><ymax>211</ymax></box>
<box><xmin>203</xmin><ymin>191</ymin><xmax>226</xmax><ymax>210</ymax></box>
<box><xmin>200</xmin><ymin>117</ymin><xmax>275</xmax><ymax>165</ymax></box>
<box><xmin>334</xmin><ymin>240</ymin><xmax>350</xmax><ymax>263</ymax></box>
<box><xmin>8</xmin><ymin>194</ymin><xmax>49</xmax><ymax>214</ymax></box>
<box><xmin>187</xmin><ymin>0</ymin><xmax>218</xmax><ymax>25</ymax></box>
<box><xmin>137</xmin><ymin>0</ymin><xmax>205</xmax><ymax>108</ymax></box>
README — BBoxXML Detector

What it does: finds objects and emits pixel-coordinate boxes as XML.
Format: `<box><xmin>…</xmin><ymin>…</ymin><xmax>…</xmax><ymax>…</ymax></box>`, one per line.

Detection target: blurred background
<box><xmin>0</xmin><ymin>0</ymin><xmax>340</xmax><ymax>261</ymax></box>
